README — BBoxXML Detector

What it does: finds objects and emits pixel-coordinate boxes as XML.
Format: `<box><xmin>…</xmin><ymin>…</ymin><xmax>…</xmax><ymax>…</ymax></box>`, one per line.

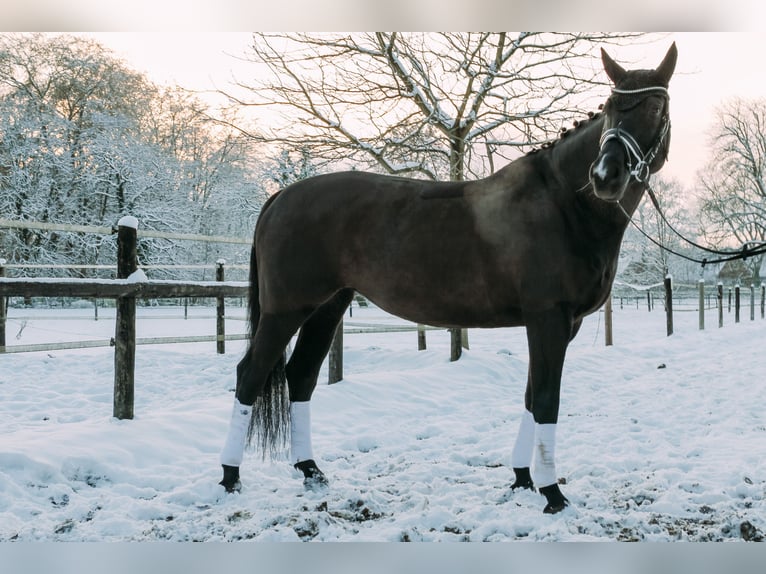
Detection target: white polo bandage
<box><xmin>220</xmin><ymin>399</ymin><xmax>252</xmax><ymax>467</ymax></box>
<box><xmin>532</xmin><ymin>423</ymin><xmax>558</xmax><ymax>488</ymax></box>
<box><xmin>290</xmin><ymin>401</ymin><xmax>314</xmax><ymax>464</ymax></box>
<box><xmin>511</xmin><ymin>410</ymin><xmax>535</xmax><ymax>468</ymax></box>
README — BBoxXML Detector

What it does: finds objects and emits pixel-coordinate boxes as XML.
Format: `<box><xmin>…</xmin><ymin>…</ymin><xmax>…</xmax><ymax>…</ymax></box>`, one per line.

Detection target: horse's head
<box><xmin>590</xmin><ymin>42</ymin><xmax>677</xmax><ymax>202</ymax></box>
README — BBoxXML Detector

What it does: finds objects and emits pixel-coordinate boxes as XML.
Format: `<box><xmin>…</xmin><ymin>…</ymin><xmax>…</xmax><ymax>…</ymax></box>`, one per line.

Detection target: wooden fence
<box><xmin>604</xmin><ymin>277</ymin><xmax>766</xmax><ymax>345</ymax></box>
<box><xmin>4</xmin><ymin>215</ymin><xmax>764</xmax><ymax>418</ymax></box>
<box><xmin>0</xmin><ymin>217</ymin><xmax>249</xmax><ymax>420</ymax></box>
<box><xmin>0</xmin><ymin>216</ymin><xmax>449</xmax><ymax>419</ymax></box>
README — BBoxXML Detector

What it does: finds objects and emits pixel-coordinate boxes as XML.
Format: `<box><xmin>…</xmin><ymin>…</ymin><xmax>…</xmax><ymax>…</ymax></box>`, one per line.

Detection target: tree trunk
<box><xmin>448</xmin><ymin>132</ymin><xmax>469</xmax><ymax>360</ymax></box>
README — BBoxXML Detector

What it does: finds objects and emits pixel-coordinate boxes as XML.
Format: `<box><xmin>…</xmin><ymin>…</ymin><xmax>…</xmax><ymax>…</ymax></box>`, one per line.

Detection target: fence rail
<box><xmin>0</xmin><ymin>216</ymin><xmax>251</xmax><ymax>244</ymax></box>
<box><xmin>0</xmin><ymin>277</ymin><xmax>248</xmax><ymax>299</ymax></box>
<box><xmin>0</xmin><ymin>333</ymin><xmax>251</xmax><ymax>355</ymax></box>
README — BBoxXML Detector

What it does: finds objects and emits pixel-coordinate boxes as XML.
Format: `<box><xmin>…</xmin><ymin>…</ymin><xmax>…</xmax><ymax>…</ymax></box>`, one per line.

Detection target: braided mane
<box><xmin>525</xmin><ymin>109</ymin><xmax>603</xmax><ymax>156</ymax></box>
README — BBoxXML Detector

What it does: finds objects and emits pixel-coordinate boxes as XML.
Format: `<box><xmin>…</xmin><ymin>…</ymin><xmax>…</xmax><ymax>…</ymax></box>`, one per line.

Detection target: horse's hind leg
<box><xmin>286</xmin><ymin>289</ymin><xmax>354</xmax><ymax>486</ymax></box>
<box><xmin>219</xmin><ymin>310</ymin><xmax>307</xmax><ymax>492</ymax></box>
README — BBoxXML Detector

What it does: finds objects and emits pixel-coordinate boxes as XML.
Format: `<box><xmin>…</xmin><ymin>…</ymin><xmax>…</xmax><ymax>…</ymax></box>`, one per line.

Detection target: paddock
<box><xmin>1</xmin><ymin>302</ymin><xmax>764</xmax><ymax>541</ymax></box>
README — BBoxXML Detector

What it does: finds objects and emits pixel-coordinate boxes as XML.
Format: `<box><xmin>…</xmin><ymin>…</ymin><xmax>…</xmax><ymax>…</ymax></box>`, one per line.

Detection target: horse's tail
<box><xmin>245</xmin><ymin>199</ymin><xmax>291</xmax><ymax>460</ymax></box>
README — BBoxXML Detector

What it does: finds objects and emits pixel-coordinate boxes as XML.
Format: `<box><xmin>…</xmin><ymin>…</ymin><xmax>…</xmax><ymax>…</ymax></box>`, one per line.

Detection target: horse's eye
<box><xmin>648</xmin><ymin>102</ymin><xmax>663</xmax><ymax>116</ymax></box>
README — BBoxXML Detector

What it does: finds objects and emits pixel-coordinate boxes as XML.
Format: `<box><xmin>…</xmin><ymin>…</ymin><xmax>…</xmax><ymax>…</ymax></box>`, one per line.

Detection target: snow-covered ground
<box><xmin>1</xmin><ymin>300</ymin><xmax>764</xmax><ymax>542</ymax></box>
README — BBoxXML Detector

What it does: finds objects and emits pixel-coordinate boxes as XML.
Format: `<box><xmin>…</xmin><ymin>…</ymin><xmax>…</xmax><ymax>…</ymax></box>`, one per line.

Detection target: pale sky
<box><xmin>78</xmin><ymin>32</ymin><xmax>766</xmax><ymax>192</ymax></box>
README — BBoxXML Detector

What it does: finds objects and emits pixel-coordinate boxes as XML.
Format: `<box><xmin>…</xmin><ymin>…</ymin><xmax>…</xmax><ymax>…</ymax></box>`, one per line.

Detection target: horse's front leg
<box><xmin>514</xmin><ymin>306</ymin><xmax>574</xmax><ymax>514</ymax></box>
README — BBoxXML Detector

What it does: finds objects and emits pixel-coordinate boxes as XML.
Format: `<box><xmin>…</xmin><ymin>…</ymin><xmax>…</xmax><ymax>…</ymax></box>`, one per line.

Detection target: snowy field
<box><xmin>1</xmin><ymin>299</ymin><xmax>765</xmax><ymax>544</ymax></box>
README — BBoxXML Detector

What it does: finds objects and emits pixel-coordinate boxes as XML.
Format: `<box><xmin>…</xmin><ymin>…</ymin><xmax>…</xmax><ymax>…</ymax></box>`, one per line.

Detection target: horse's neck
<box><xmin>547</xmin><ymin>113</ymin><xmax>645</xmax><ymax>239</ymax></box>
<box><xmin>546</xmin><ymin>114</ymin><xmax>605</xmax><ymax>193</ymax></box>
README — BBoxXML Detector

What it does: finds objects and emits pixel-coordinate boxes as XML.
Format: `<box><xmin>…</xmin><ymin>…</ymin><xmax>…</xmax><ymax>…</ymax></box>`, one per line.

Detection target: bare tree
<box><xmin>698</xmin><ymin>97</ymin><xmax>766</xmax><ymax>283</ymax></box>
<box><xmin>228</xmin><ymin>33</ymin><xmax>646</xmax><ymax>181</ymax></box>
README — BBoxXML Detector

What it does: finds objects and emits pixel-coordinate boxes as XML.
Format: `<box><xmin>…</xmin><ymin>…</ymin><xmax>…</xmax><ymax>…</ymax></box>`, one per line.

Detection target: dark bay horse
<box><xmin>219</xmin><ymin>43</ymin><xmax>678</xmax><ymax>514</ymax></box>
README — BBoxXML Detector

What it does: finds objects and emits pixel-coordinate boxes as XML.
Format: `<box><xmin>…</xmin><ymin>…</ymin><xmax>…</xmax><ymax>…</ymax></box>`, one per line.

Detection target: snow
<box><xmin>125</xmin><ymin>268</ymin><xmax>148</xmax><ymax>283</ymax></box>
<box><xmin>0</xmin><ymin>301</ymin><xmax>765</xmax><ymax>542</ymax></box>
<box><xmin>117</xmin><ymin>215</ymin><xmax>139</xmax><ymax>230</ymax></box>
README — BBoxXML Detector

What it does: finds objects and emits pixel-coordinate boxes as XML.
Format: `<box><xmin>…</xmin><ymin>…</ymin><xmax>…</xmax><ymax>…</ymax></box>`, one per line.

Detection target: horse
<box><xmin>219</xmin><ymin>43</ymin><xmax>678</xmax><ymax>514</ymax></box>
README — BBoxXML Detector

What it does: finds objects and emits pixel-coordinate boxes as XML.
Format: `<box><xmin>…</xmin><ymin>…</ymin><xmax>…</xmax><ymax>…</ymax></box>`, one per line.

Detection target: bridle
<box><xmin>604</xmin><ymin>86</ymin><xmax>766</xmax><ymax>267</ymax></box>
<box><xmin>598</xmin><ymin>86</ymin><xmax>671</xmax><ymax>184</ymax></box>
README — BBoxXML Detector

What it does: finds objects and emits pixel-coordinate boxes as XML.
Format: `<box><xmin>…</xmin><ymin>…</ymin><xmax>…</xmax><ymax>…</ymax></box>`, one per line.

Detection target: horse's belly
<box><xmin>356</xmin><ymin>283</ymin><xmax>524</xmax><ymax>329</ymax></box>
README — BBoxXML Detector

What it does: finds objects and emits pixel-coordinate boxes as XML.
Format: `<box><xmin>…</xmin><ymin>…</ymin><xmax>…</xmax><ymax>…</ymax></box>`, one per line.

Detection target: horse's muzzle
<box><xmin>590</xmin><ymin>152</ymin><xmax>629</xmax><ymax>202</ymax></box>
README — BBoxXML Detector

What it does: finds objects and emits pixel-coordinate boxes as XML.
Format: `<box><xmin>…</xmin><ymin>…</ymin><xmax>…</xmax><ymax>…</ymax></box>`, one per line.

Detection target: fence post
<box><xmin>728</xmin><ymin>287</ymin><xmax>732</xmax><ymax>313</ymax></box>
<box><xmin>417</xmin><ymin>324</ymin><xmax>427</xmax><ymax>351</ymax></box>
<box><xmin>114</xmin><ymin>216</ymin><xmax>138</xmax><ymax>420</ymax></box>
<box><xmin>604</xmin><ymin>294</ymin><xmax>613</xmax><ymax>346</ymax></box>
<box><xmin>647</xmin><ymin>291</ymin><xmax>652</xmax><ymax>312</ymax></box>
<box><xmin>761</xmin><ymin>284</ymin><xmax>765</xmax><ymax>319</ymax></box>
<box><xmin>717</xmin><ymin>283</ymin><xmax>724</xmax><ymax>328</ymax></box>
<box><xmin>450</xmin><ymin>328</ymin><xmax>462</xmax><ymax>362</ymax></box>
<box><xmin>216</xmin><ymin>259</ymin><xmax>226</xmax><ymax>354</ymax></box>
<box><xmin>328</xmin><ymin>317</ymin><xmax>343</xmax><ymax>384</ymax></box>
<box><xmin>0</xmin><ymin>258</ymin><xmax>6</xmax><ymax>351</ymax></box>
<box><xmin>750</xmin><ymin>284</ymin><xmax>755</xmax><ymax>321</ymax></box>
<box><xmin>698</xmin><ymin>279</ymin><xmax>705</xmax><ymax>331</ymax></box>
<box><xmin>735</xmin><ymin>285</ymin><xmax>741</xmax><ymax>323</ymax></box>
<box><xmin>664</xmin><ymin>275</ymin><xmax>673</xmax><ymax>336</ymax></box>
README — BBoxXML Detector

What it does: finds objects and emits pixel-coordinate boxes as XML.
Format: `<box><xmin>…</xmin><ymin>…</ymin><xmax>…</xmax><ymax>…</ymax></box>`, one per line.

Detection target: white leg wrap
<box><xmin>532</xmin><ymin>423</ymin><xmax>558</xmax><ymax>488</ymax></box>
<box><xmin>220</xmin><ymin>399</ymin><xmax>252</xmax><ymax>467</ymax></box>
<box><xmin>290</xmin><ymin>401</ymin><xmax>314</xmax><ymax>464</ymax></box>
<box><xmin>511</xmin><ymin>410</ymin><xmax>535</xmax><ymax>468</ymax></box>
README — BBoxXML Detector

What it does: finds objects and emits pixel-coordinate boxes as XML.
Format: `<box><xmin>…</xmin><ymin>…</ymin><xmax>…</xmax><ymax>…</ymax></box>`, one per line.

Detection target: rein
<box><xmin>619</xmin><ymin>183</ymin><xmax>766</xmax><ymax>267</ymax></box>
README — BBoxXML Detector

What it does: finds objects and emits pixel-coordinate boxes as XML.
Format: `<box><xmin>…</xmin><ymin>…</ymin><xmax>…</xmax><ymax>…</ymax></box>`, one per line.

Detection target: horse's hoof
<box><xmin>511</xmin><ymin>467</ymin><xmax>535</xmax><ymax>491</ymax></box>
<box><xmin>539</xmin><ymin>483</ymin><xmax>569</xmax><ymax>514</ymax></box>
<box><xmin>294</xmin><ymin>459</ymin><xmax>329</xmax><ymax>489</ymax></box>
<box><xmin>220</xmin><ymin>464</ymin><xmax>242</xmax><ymax>493</ymax></box>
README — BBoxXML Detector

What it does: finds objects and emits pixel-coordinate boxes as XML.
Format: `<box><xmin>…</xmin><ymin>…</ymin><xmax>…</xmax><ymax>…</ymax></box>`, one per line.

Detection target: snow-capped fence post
<box><xmin>216</xmin><ymin>259</ymin><xmax>226</xmax><ymax>354</ymax></box>
<box><xmin>717</xmin><ymin>283</ymin><xmax>724</xmax><ymax>328</ymax></box>
<box><xmin>604</xmin><ymin>294</ymin><xmax>613</xmax><ymax>346</ymax></box>
<box><xmin>114</xmin><ymin>216</ymin><xmax>138</xmax><ymax>420</ymax></box>
<box><xmin>328</xmin><ymin>318</ymin><xmax>343</xmax><ymax>384</ymax></box>
<box><xmin>698</xmin><ymin>280</ymin><xmax>705</xmax><ymax>331</ymax></box>
<box><xmin>664</xmin><ymin>275</ymin><xmax>673</xmax><ymax>336</ymax></box>
<box><xmin>0</xmin><ymin>258</ymin><xmax>6</xmax><ymax>351</ymax></box>
<box><xmin>735</xmin><ymin>285</ymin><xmax>741</xmax><ymax>324</ymax></box>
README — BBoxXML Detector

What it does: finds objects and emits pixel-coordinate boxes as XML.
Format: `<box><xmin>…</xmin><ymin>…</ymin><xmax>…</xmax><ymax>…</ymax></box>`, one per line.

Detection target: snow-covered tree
<box><xmin>226</xmin><ymin>32</ymin><xmax>647</xmax><ymax>182</ymax></box>
<box><xmin>619</xmin><ymin>177</ymin><xmax>700</xmax><ymax>286</ymax></box>
<box><xmin>698</xmin><ymin>97</ymin><xmax>766</xmax><ymax>283</ymax></box>
<box><xmin>0</xmin><ymin>34</ymin><xmax>266</xmax><ymax>279</ymax></box>
<box><xmin>265</xmin><ymin>146</ymin><xmax>319</xmax><ymax>192</ymax></box>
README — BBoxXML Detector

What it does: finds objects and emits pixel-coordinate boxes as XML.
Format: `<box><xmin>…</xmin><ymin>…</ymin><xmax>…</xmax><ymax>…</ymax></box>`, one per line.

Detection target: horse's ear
<box><xmin>601</xmin><ymin>48</ymin><xmax>626</xmax><ymax>85</ymax></box>
<box><xmin>655</xmin><ymin>42</ymin><xmax>678</xmax><ymax>85</ymax></box>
